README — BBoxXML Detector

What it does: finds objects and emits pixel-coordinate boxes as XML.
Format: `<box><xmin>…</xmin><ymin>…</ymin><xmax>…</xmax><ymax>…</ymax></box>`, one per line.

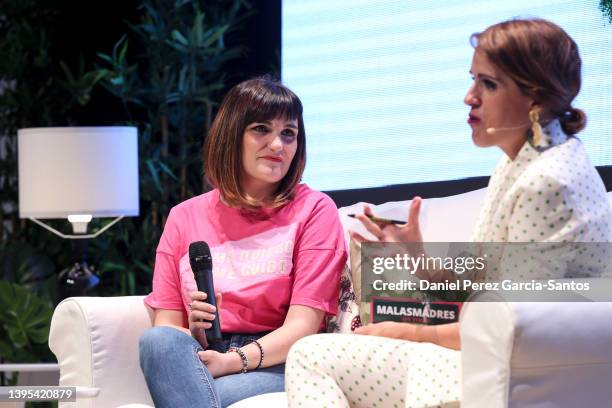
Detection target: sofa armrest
<box><xmin>460</xmin><ymin>300</ymin><xmax>612</xmax><ymax>407</ymax></box>
<box><xmin>49</xmin><ymin>296</ymin><xmax>155</xmax><ymax>408</ymax></box>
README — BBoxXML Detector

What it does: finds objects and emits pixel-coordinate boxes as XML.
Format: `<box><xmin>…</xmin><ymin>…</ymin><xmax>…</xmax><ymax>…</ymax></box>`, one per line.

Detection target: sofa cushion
<box><xmin>338</xmin><ymin>187</ymin><xmax>487</xmax><ymax>243</ymax></box>
<box><xmin>227</xmin><ymin>392</ymin><xmax>287</xmax><ymax>408</ymax></box>
<box><xmin>325</xmin><ymin>263</ymin><xmax>361</xmax><ymax>333</ymax></box>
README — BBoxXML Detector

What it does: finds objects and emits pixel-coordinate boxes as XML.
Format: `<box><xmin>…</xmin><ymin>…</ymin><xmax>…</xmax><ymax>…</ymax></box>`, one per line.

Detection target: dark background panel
<box><xmin>326</xmin><ymin>166</ymin><xmax>612</xmax><ymax>207</ymax></box>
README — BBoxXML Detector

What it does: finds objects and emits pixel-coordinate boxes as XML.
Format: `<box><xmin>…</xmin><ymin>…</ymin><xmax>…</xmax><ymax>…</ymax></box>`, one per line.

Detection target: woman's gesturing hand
<box><xmin>349</xmin><ymin>196</ymin><xmax>423</xmax><ymax>244</ymax></box>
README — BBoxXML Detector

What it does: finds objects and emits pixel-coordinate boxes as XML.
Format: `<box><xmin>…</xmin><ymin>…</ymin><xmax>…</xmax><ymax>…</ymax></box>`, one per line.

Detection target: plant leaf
<box><xmin>171</xmin><ymin>29</ymin><xmax>189</xmax><ymax>46</ymax></box>
<box><xmin>146</xmin><ymin>159</ymin><xmax>163</xmax><ymax>194</ymax></box>
<box><xmin>0</xmin><ymin>281</ymin><xmax>53</xmax><ymax>356</ymax></box>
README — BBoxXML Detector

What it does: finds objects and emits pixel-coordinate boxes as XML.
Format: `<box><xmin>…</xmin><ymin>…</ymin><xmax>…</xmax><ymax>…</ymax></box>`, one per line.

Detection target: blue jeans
<box><xmin>139</xmin><ymin>326</ymin><xmax>285</xmax><ymax>408</ymax></box>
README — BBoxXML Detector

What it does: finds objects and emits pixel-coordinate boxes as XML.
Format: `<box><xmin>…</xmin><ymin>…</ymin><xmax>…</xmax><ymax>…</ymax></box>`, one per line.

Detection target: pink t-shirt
<box><xmin>144</xmin><ymin>184</ymin><xmax>347</xmax><ymax>333</ymax></box>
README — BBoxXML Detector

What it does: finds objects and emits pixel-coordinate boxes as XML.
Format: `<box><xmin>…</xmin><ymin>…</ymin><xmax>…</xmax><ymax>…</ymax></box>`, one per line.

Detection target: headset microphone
<box><xmin>486</xmin><ymin>122</ymin><xmax>530</xmax><ymax>134</ymax></box>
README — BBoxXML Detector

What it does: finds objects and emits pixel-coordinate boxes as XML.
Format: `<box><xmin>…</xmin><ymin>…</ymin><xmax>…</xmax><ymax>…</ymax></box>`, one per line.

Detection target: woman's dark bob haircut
<box><xmin>203</xmin><ymin>76</ymin><xmax>306</xmax><ymax>209</ymax></box>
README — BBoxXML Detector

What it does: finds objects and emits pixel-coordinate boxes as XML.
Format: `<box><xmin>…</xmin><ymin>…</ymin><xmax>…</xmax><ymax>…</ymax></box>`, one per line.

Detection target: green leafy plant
<box><xmin>88</xmin><ymin>0</ymin><xmax>251</xmax><ymax>296</ymax></box>
<box><xmin>0</xmin><ymin>0</ymin><xmax>96</xmax><ymax>368</ymax></box>
<box><xmin>602</xmin><ymin>0</ymin><xmax>612</xmax><ymax>23</ymax></box>
<box><xmin>0</xmin><ymin>280</ymin><xmax>54</xmax><ymax>363</ymax></box>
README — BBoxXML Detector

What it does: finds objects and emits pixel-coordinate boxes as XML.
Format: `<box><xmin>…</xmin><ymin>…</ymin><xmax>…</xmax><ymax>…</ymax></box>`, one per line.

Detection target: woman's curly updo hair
<box><xmin>471</xmin><ymin>18</ymin><xmax>586</xmax><ymax>134</ymax></box>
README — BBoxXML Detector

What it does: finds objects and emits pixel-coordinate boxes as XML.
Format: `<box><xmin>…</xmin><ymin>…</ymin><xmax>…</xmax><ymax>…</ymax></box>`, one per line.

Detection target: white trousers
<box><xmin>286</xmin><ymin>333</ymin><xmax>461</xmax><ymax>408</ymax></box>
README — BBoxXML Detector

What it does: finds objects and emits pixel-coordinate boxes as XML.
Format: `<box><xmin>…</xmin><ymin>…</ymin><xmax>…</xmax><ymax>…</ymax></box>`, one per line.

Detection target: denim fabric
<box><xmin>139</xmin><ymin>326</ymin><xmax>285</xmax><ymax>408</ymax></box>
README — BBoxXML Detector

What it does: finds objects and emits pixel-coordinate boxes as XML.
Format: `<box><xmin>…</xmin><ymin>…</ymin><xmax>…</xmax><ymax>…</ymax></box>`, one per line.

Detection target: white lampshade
<box><xmin>18</xmin><ymin>127</ymin><xmax>139</xmax><ymax>219</ymax></box>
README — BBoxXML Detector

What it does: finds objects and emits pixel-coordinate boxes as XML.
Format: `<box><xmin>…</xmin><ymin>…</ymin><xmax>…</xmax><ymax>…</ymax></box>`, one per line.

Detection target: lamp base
<box><xmin>58</xmin><ymin>261</ymin><xmax>100</xmax><ymax>300</ymax></box>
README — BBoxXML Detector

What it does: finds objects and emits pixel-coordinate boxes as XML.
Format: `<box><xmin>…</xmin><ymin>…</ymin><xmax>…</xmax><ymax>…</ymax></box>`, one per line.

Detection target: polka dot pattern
<box><xmin>472</xmin><ymin>119</ymin><xmax>611</xmax><ymax>245</ymax></box>
<box><xmin>286</xmin><ymin>334</ymin><xmax>460</xmax><ymax>408</ymax></box>
<box><xmin>470</xmin><ymin>120</ymin><xmax>612</xmax><ymax>280</ymax></box>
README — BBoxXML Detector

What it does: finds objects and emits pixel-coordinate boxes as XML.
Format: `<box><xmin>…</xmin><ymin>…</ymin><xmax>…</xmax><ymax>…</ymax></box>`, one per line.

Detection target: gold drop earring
<box><xmin>529</xmin><ymin>109</ymin><xmax>542</xmax><ymax>146</ymax></box>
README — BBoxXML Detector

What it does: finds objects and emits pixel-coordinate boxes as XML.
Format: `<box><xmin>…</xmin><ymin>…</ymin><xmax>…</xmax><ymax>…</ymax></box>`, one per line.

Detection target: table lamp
<box><xmin>18</xmin><ymin>127</ymin><xmax>139</xmax><ymax>296</ymax></box>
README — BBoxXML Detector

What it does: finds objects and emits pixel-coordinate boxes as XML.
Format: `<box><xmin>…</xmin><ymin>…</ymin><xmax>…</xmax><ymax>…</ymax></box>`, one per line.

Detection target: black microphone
<box><xmin>189</xmin><ymin>241</ymin><xmax>222</xmax><ymax>343</ymax></box>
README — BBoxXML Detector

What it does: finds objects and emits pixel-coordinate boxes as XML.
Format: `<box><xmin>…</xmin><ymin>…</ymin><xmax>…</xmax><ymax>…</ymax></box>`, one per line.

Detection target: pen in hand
<box><xmin>347</xmin><ymin>213</ymin><xmax>405</xmax><ymax>225</ymax></box>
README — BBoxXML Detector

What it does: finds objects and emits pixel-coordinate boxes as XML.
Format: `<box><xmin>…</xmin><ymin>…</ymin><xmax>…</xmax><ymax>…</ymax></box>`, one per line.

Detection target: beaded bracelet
<box><xmin>228</xmin><ymin>347</ymin><xmax>248</xmax><ymax>373</ymax></box>
<box><xmin>243</xmin><ymin>339</ymin><xmax>264</xmax><ymax>370</ymax></box>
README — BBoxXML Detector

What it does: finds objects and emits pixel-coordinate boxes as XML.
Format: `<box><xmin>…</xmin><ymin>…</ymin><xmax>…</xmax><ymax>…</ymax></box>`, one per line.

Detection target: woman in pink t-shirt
<box><xmin>139</xmin><ymin>77</ymin><xmax>347</xmax><ymax>408</ymax></box>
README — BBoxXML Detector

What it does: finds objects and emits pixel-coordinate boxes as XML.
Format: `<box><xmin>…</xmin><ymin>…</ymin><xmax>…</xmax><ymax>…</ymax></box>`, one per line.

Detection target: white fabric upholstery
<box><xmin>461</xmin><ymin>299</ymin><xmax>612</xmax><ymax>407</ymax></box>
<box><xmin>226</xmin><ymin>392</ymin><xmax>287</xmax><ymax>408</ymax></box>
<box><xmin>49</xmin><ymin>296</ymin><xmax>288</xmax><ymax>408</ymax></box>
<box><xmin>49</xmin><ymin>296</ymin><xmax>155</xmax><ymax>408</ymax></box>
<box><xmin>48</xmin><ymin>189</ymin><xmax>612</xmax><ymax>407</ymax></box>
<box><xmin>338</xmin><ymin>187</ymin><xmax>486</xmax><ymax>242</ymax></box>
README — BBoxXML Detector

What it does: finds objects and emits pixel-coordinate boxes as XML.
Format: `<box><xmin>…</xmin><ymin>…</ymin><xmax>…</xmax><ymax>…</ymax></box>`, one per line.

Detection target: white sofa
<box><xmin>49</xmin><ymin>188</ymin><xmax>612</xmax><ymax>408</ymax></box>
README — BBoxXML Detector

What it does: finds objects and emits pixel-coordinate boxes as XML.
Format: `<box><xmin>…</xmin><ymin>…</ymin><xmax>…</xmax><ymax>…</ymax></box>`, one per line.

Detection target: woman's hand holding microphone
<box><xmin>188</xmin><ymin>291</ymin><xmax>238</xmax><ymax>378</ymax></box>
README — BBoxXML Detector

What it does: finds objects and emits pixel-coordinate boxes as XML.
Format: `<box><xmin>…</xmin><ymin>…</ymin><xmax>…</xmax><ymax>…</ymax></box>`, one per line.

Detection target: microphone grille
<box><xmin>189</xmin><ymin>241</ymin><xmax>210</xmax><ymax>259</ymax></box>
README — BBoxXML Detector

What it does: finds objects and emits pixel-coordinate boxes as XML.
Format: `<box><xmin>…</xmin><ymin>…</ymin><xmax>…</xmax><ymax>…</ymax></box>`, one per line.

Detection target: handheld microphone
<box><xmin>189</xmin><ymin>241</ymin><xmax>222</xmax><ymax>343</ymax></box>
<box><xmin>486</xmin><ymin>122</ymin><xmax>530</xmax><ymax>134</ymax></box>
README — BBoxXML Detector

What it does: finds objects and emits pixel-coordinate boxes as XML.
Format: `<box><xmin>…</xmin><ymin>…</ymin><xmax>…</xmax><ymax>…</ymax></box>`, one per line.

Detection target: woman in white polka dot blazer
<box><xmin>285</xmin><ymin>18</ymin><xmax>612</xmax><ymax>408</ymax></box>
